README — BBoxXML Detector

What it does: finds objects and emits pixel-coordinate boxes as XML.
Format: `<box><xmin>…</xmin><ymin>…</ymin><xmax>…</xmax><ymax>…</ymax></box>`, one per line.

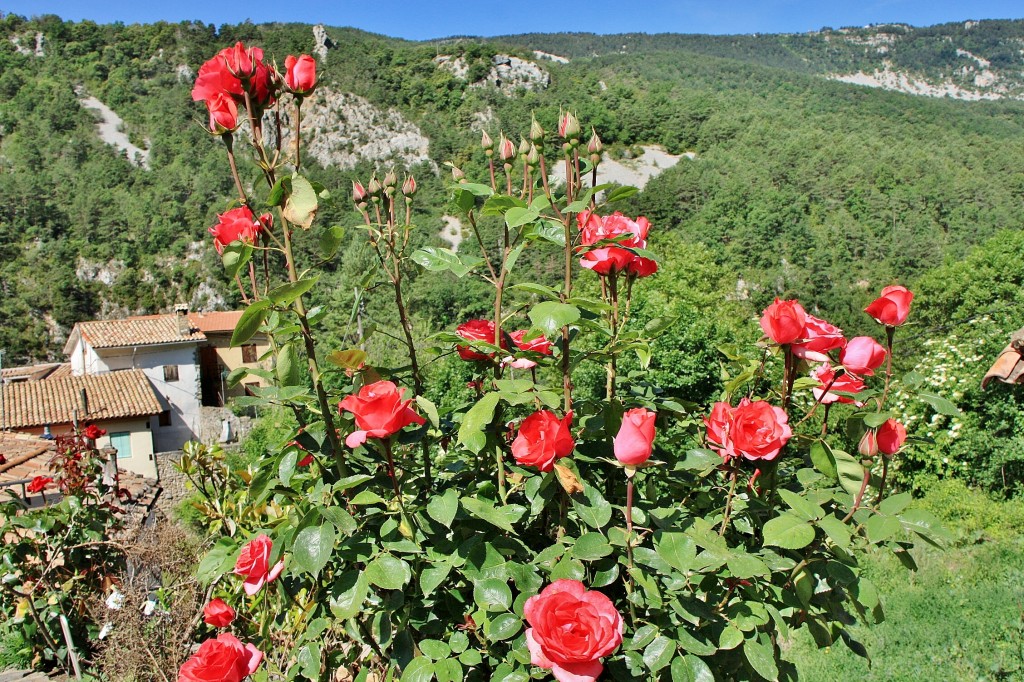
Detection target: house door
<box><xmin>199</xmin><ymin>346</ymin><xmax>222</xmax><ymax>407</ymax></box>
<box><xmin>109</xmin><ymin>432</ymin><xmax>132</xmax><ymax>460</ymax></box>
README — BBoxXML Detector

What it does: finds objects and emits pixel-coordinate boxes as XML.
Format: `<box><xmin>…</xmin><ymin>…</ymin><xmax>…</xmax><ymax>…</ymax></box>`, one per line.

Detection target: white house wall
<box><xmin>75</xmin><ymin>341</ymin><xmax>202</xmax><ymax>453</ymax></box>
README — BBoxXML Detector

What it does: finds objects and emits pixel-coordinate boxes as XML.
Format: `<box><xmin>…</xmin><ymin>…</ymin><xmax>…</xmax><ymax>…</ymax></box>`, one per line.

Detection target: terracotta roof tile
<box><xmin>188</xmin><ymin>311</ymin><xmax>244</xmax><ymax>333</ymax></box>
<box><xmin>1</xmin><ymin>363</ymin><xmax>66</xmax><ymax>381</ymax></box>
<box><xmin>0</xmin><ymin>433</ymin><xmax>53</xmax><ymax>485</ymax></box>
<box><xmin>1</xmin><ymin>370</ymin><xmax>165</xmax><ymax>429</ymax></box>
<box><xmin>76</xmin><ymin>314</ymin><xmax>205</xmax><ymax>348</ymax></box>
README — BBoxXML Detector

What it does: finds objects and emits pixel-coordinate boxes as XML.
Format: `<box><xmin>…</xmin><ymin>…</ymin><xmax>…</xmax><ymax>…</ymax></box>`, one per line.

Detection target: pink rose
<box><xmin>202</xmin><ymin>598</ymin><xmax>235</xmax><ymax>628</ymax></box>
<box><xmin>876</xmin><ymin>419</ymin><xmax>907</xmax><ymax>456</ymax></box>
<box><xmin>507</xmin><ymin>330</ymin><xmax>553</xmax><ymax>369</ymax></box>
<box><xmin>208</xmin><ymin>207</ymin><xmax>269</xmax><ymax>255</ymax></box>
<box><xmin>338</xmin><ymin>380</ymin><xmax>426</xmax><ymax>448</ymax></box>
<box><xmin>524</xmin><ymin>580</ymin><xmax>623</xmax><ymax>682</ymax></box>
<box><xmin>455</xmin><ymin>319</ymin><xmax>510</xmax><ymax>361</ymax></box>
<box><xmin>811</xmin><ymin>364</ymin><xmax>865</xmax><ymax>405</ymax></box>
<box><xmin>864</xmin><ymin>285</ymin><xmax>913</xmax><ymax>327</ymax></box>
<box><xmin>577</xmin><ymin>212</ymin><xmax>655</xmax><ymax>277</ymax></box>
<box><xmin>206</xmin><ymin>91</ymin><xmax>239</xmax><ymax>134</ymax></box>
<box><xmin>791</xmin><ymin>315</ymin><xmax>845</xmax><ymax>362</ymax></box>
<box><xmin>705</xmin><ymin>398</ymin><xmax>793</xmax><ymax>462</ymax></box>
<box><xmin>178</xmin><ymin>632</ymin><xmax>262</xmax><ymax>682</ymax></box>
<box><xmin>613</xmin><ymin>408</ymin><xmax>656</xmax><ymax>465</ymax></box>
<box><xmin>284</xmin><ymin>54</ymin><xmax>317</xmax><ymax>95</ymax></box>
<box><xmin>511</xmin><ymin>411</ymin><xmax>575</xmax><ymax>472</ymax></box>
<box><xmin>840</xmin><ymin>336</ymin><xmax>888</xmax><ymax>376</ymax></box>
<box><xmin>759</xmin><ymin>299</ymin><xmax>807</xmax><ymax>345</ymax></box>
<box><xmin>233</xmin><ymin>534</ymin><xmax>285</xmax><ymax>596</ymax></box>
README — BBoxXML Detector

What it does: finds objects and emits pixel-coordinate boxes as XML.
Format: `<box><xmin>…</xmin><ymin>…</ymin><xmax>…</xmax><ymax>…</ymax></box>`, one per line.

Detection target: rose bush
<box><xmin>170</xmin><ymin>42</ymin><xmax>952</xmax><ymax>682</ymax></box>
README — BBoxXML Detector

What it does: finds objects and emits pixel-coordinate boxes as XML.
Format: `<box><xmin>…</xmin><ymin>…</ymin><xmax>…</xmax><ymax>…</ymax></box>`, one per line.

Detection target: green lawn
<box><xmin>787</xmin><ymin>481</ymin><xmax>1024</xmax><ymax>681</ymax></box>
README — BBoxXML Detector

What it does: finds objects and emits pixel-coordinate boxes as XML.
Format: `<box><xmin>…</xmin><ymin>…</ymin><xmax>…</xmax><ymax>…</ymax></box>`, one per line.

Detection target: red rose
<box><xmin>840</xmin><ymin>336</ymin><xmax>887</xmax><ymax>376</ymax></box>
<box><xmin>613</xmin><ymin>408</ymin><xmax>657</xmax><ymax>466</ymax></box>
<box><xmin>206</xmin><ymin>92</ymin><xmax>239</xmax><ymax>134</ymax></box>
<box><xmin>83</xmin><ymin>424</ymin><xmax>106</xmax><ymax>440</ymax></box>
<box><xmin>705</xmin><ymin>398</ymin><xmax>793</xmax><ymax>462</ymax></box>
<box><xmin>524</xmin><ymin>580</ymin><xmax>623</xmax><ymax>682</ymax></box>
<box><xmin>178</xmin><ymin>632</ymin><xmax>262</xmax><ymax>682</ymax></box>
<box><xmin>811</xmin><ymin>364</ymin><xmax>865</xmax><ymax>405</ymax></box>
<box><xmin>864</xmin><ymin>285</ymin><xmax>913</xmax><ymax>327</ymax></box>
<box><xmin>192</xmin><ymin>54</ymin><xmax>244</xmax><ymax>103</ymax></box>
<box><xmin>209</xmin><ymin>207</ymin><xmax>269</xmax><ymax>255</ymax></box>
<box><xmin>284</xmin><ymin>54</ymin><xmax>317</xmax><ymax>95</ymax></box>
<box><xmin>26</xmin><ymin>476</ymin><xmax>53</xmax><ymax>494</ymax></box>
<box><xmin>759</xmin><ymin>298</ymin><xmax>807</xmax><ymax>345</ymax></box>
<box><xmin>202</xmin><ymin>598</ymin><xmax>235</xmax><ymax>628</ymax></box>
<box><xmin>791</xmin><ymin>315</ymin><xmax>845</xmax><ymax>362</ymax></box>
<box><xmin>297</xmin><ymin>454</ymin><xmax>314</xmax><ymax>467</ymax></box>
<box><xmin>511</xmin><ymin>410</ymin><xmax>575</xmax><ymax>472</ymax></box>
<box><xmin>191</xmin><ymin>42</ymin><xmax>277</xmax><ymax>113</ymax></box>
<box><xmin>507</xmin><ymin>330</ymin><xmax>553</xmax><ymax>369</ymax></box>
<box><xmin>455</xmin><ymin>319</ymin><xmax>508</xmax><ymax>361</ymax></box>
<box><xmin>577</xmin><ymin>212</ymin><xmax>653</xmax><ymax>276</ymax></box>
<box><xmin>876</xmin><ymin>419</ymin><xmax>907</xmax><ymax>456</ymax></box>
<box><xmin>338</xmin><ymin>380</ymin><xmax>426</xmax><ymax>448</ymax></box>
<box><xmin>233</xmin><ymin>534</ymin><xmax>285</xmax><ymax>596</ymax></box>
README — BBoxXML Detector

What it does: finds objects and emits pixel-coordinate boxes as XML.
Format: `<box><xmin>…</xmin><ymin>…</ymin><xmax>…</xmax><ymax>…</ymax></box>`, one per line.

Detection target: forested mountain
<box><xmin>0</xmin><ymin>13</ymin><xmax>1022</xmax><ymax>377</ymax></box>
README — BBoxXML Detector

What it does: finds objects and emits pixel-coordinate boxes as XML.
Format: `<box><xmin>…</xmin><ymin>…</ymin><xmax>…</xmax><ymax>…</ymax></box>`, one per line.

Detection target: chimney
<box><xmin>175</xmin><ymin>304</ymin><xmax>191</xmax><ymax>337</ymax></box>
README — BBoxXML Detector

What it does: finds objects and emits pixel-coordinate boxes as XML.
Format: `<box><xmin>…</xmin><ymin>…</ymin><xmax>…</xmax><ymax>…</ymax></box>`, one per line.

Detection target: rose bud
<box><xmin>518</xmin><ymin>136</ymin><xmax>530</xmax><ymax>158</ymax></box>
<box><xmin>352</xmin><ymin>181</ymin><xmax>368</xmax><ymax>205</ymax></box>
<box><xmin>284</xmin><ymin>54</ymin><xmax>317</xmax><ymax>95</ymax></box>
<box><xmin>526</xmin><ymin>143</ymin><xmax>540</xmax><ymax>167</ymax></box>
<box><xmin>530</xmin><ymin>115</ymin><xmax>545</xmax><ymax>144</ymax></box>
<box><xmin>402</xmin><ymin>175</ymin><xmax>417</xmax><ymax>197</ymax></box>
<box><xmin>202</xmin><ymin>598</ymin><xmax>235</xmax><ymax>628</ymax></box>
<box><xmin>558</xmin><ymin>111</ymin><xmax>581</xmax><ymax>141</ymax></box>
<box><xmin>876</xmin><ymin>418</ymin><xmax>908</xmax><ymax>456</ymax></box>
<box><xmin>858</xmin><ymin>430</ymin><xmax>879</xmax><ymax>458</ymax></box>
<box><xmin>481</xmin><ymin>130</ymin><xmax>494</xmax><ymax>155</ymax></box>
<box><xmin>367</xmin><ymin>175</ymin><xmax>383</xmax><ymax>197</ymax></box>
<box><xmin>865</xmin><ymin>285</ymin><xmax>914</xmax><ymax>327</ymax></box>
<box><xmin>450</xmin><ymin>165</ymin><xmax>466</xmax><ymax>182</ymax></box>
<box><xmin>614</xmin><ymin>408</ymin><xmax>657</xmax><ymax>466</ymax></box>
<box><xmin>498</xmin><ymin>134</ymin><xmax>516</xmax><ymax>164</ymax></box>
<box><xmin>206</xmin><ymin>92</ymin><xmax>239</xmax><ymax>134</ymax></box>
<box><xmin>759</xmin><ymin>298</ymin><xmax>808</xmax><ymax>346</ymax></box>
<box><xmin>840</xmin><ymin>336</ymin><xmax>887</xmax><ymax>376</ymax></box>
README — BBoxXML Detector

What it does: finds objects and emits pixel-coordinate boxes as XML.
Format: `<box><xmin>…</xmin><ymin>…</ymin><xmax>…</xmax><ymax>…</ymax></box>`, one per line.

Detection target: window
<box><xmin>242</xmin><ymin>345</ymin><xmax>258</xmax><ymax>363</ymax></box>
<box><xmin>158</xmin><ymin>411</ymin><xmax>171</xmax><ymax>427</ymax></box>
<box><xmin>163</xmin><ymin>365</ymin><xmax>179</xmax><ymax>382</ymax></box>
<box><xmin>109</xmin><ymin>432</ymin><xmax>132</xmax><ymax>459</ymax></box>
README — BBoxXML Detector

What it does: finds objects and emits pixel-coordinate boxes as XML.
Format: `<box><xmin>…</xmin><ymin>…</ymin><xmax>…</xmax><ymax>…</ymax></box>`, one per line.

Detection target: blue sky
<box><xmin>5</xmin><ymin>1</ymin><xmax>1023</xmax><ymax>40</ymax></box>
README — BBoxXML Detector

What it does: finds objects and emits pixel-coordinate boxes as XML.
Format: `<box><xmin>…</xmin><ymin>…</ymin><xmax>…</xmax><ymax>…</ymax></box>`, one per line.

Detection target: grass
<box><xmin>786</xmin><ymin>480</ymin><xmax>1024</xmax><ymax>681</ymax></box>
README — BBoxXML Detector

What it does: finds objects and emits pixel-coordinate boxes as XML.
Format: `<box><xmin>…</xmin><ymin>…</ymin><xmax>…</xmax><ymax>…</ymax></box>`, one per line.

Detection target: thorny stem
<box><xmin>782</xmin><ymin>345</ymin><xmax>796</xmax><ymax>410</ymax></box>
<box><xmin>293</xmin><ymin>100</ymin><xmax>302</xmax><ymax>169</ymax></box>
<box><xmin>719</xmin><ymin>465</ymin><xmax>739</xmax><ymax>536</ymax></box>
<box><xmin>606</xmin><ymin>273</ymin><xmax>619</xmax><ymax>397</ymax></box>
<box><xmin>560</xmin><ymin>177</ymin><xmax>574</xmax><ymax>412</ymax></box>
<box><xmin>467</xmin><ymin>211</ymin><xmax>498</xmax><ymax>282</ymax></box>
<box><xmin>795</xmin><ymin>372</ymin><xmax>840</xmax><ymax>428</ymax></box>
<box><xmin>841</xmin><ymin>465</ymin><xmax>872</xmax><ymax>524</ymax></box>
<box><xmin>880</xmin><ymin>326</ymin><xmax>895</xmax><ymax>408</ymax></box>
<box><xmin>875</xmin><ymin>458</ymin><xmax>889</xmax><ymax>505</ymax></box>
<box><xmin>624</xmin><ymin>474</ymin><xmax>637</xmax><ymax>625</ymax></box>
<box><xmin>382</xmin><ymin>439</ymin><xmax>403</xmax><ymax>510</ymax></box>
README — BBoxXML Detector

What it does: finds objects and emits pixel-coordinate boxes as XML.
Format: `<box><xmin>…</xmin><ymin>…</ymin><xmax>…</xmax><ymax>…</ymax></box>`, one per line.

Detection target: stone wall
<box><xmin>154</xmin><ymin>449</ymin><xmax>187</xmax><ymax>515</ymax></box>
<box><xmin>198</xmin><ymin>406</ymin><xmax>254</xmax><ymax>446</ymax></box>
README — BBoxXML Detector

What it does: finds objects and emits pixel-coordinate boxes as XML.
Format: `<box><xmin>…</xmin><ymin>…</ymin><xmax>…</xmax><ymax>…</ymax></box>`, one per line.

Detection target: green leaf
<box><xmin>817</xmin><ymin>516</ymin><xmax>852</xmax><ymax>547</ymax></box>
<box><xmin>330</xmin><ymin>571</ymin><xmax>368</xmax><ymax>619</ymax></box>
<box><xmin>434</xmin><ymin>659</ymin><xmax>462</xmax><ymax>682</ymax></box>
<box><xmin>605</xmin><ymin>185</ymin><xmax>639</xmax><ymax>203</ymax></box>
<box><xmin>420</xmin><ymin>562</ymin><xmax>453</xmax><ymax>597</ymax></box>
<box><xmin>726</xmin><ymin>552</ymin><xmax>770</xmax><ymax>579</ymax></box>
<box><xmin>879</xmin><ymin>492</ymin><xmax>913</xmax><ymax>516</ymax></box>
<box><xmin>399</xmin><ymin>657</ymin><xmax>434</xmax><ymax>682</ymax></box>
<box><xmin>297</xmin><ymin>642</ymin><xmax>321</xmax><ymax>680</ymax></box>
<box><xmin>511</xmin><ymin>282</ymin><xmax>561</xmax><ymax>299</ymax></box>
<box><xmin>778</xmin><ymin>489</ymin><xmax>825</xmax><ymax>521</ymax></box>
<box><xmin>505</xmin><ymin>207</ymin><xmax>540</xmax><ymax>228</ymax></box>
<box><xmin>474</xmin><ymin>578</ymin><xmax>512</xmax><ymax>612</ymax></box>
<box><xmin>231</xmin><ymin>301</ymin><xmax>271</xmax><ymax>347</ymax></box>
<box><xmin>268</xmin><ymin>277</ymin><xmax>319</xmax><ymax>306</ymax></box>
<box><xmin>419</xmin><ymin>640</ymin><xmax>451</xmax><ymax>661</ymax></box>
<box><xmin>366</xmin><ymin>554</ymin><xmax>412</xmax><ymax>589</ymax></box>
<box><xmin>461</xmin><ymin>497</ymin><xmax>517</xmax><ymax>532</ymax></box>
<box><xmin>918</xmin><ymin>392</ymin><xmax>961</xmax><ymax>416</ymax></box>
<box><xmin>278</xmin><ymin>449</ymin><xmax>298</xmax><ymax>485</ymax></box>
<box><xmin>276</xmin><ymin>343</ymin><xmax>302</xmax><ymax>387</ymax></box>
<box><xmin>415</xmin><ymin>395</ymin><xmax>440</xmax><ymax>429</ymax></box>
<box><xmin>866</xmin><ymin>514</ymin><xmax>902</xmax><ymax>544</ymax></box>
<box><xmin>196</xmin><ymin>537</ymin><xmax>238</xmax><ymax>584</ymax></box>
<box><xmin>222</xmin><ymin>241</ymin><xmax>253</xmax><ymax>278</ymax></box>
<box><xmin>293</xmin><ymin>523</ymin><xmax>336</xmax><ymax>577</ymax></box>
<box><xmin>318</xmin><ymin>225</ymin><xmax>346</xmax><ymax>259</ymax></box>
<box><xmin>655</xmin><ymin>532</ymin><xmax>696</xmax><ymax>573</ymax></box>
<box><xmin>863</xmin><ymin>411</ymin><xmax>892</xmax><ymax>428</ymax></box>
<box><xmin>266</xmin><ymin>176</ymin><xmax>288</xmax><ymax>207</ymax></box>
<box><xmin>572</xmin><ymin>532</ymin><xmax>613</xmax><ymax>561</ymax></box>
<box><xmin>528</xmin><ymin>301</ymin><xmax>581</xmax><ymax>336</ymax></box>
<box><xmin>411</xmin><ymin>247</ymin><xmax>484</xmax><ymax>278</ymax></box>
<box><xmin>644</xmin><ymin>636</ymin><xmax>676</xmax><ymax>673</ymax></box>
<box><xmin>898</xmin><ymin>509</ymin><xmax>952</xmax><ymax>545</ymax></box>
<box><xmin>458</xmin><ymin>392</ymin><xmax>501</xmax><ymax>454</ymax></box>
<box><xmin>670</xmin><ymin>655</ymin><xmax>715</xmax><ymax>682</ymax></box>
<box><xmin>485</xmin><ymin>613</ymin><xmax>522</xmax><ymax>641</ymax></box>
<box><xmin>762</xmin><ymin>513</ymin><xmax>816</xmax><ymax>550</ymax></box>
<box><xmin>809</xmin><ymin>440</ymin><xmax>838</xmax><ymax>480</ymax></box>
<box><xmin>283</xmin><ymin>174</ymin><xmax>319</xmax><ymax>229</ymax></box>
<box><xmin>319</xmin><ymin>506</ymin><xmax>357</xmax><ymax>535</ymax></box>
<box><xmin>426</xmin><ymin>488</ymin><xmax>459</xmax><ymax>528</ymax></box>
<box><xmin>460</xmin><ymin>182</ymin><xmax>494</xmax><ymax>197</ymax></box>
<box><xmin>678</xmin><ymin>449</ymin><xmax>721</xmax><ymax>471</ymax></box>
<box><xmin>572</xmin><ymin>484</ymin><xmax>612</xmax><ymax>529</ymax></box>
<box><xmin>743</xmin><ymin>639</ymin><xmax>779</xmax><ymax>681</ymax></box>
<box><xmin>833</xmin><ymin>449</ymin><xmax>866</xmax><ymax>497</ymax></box>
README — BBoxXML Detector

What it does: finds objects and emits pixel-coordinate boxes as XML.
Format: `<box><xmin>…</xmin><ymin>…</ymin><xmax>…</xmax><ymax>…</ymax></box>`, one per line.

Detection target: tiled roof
<box><xmin>983</xmin><ymin>328</ymin><xmax>1024</xmax><ymax>389</ymax></box>
<box><xmin>1</xmin><ymin>370</ymin><xmax>165</xmax><ymax>429</ymax></box>
<box><xmin>75</xmin><ymin>314</ymin><xmax>205</xmax><ymax>349</ymax></box>
<box><xmin>1</xmin><ymin>363</ymin><xmax>70</xmax><ymax>382</ymax></box>
<box><xmin>189</xmin><ymin>311</ymin><xmax>243</xmax><ymax>334</ymax></box>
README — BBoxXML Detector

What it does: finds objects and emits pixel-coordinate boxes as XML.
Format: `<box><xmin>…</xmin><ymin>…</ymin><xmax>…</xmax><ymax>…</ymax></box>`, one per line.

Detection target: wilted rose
<box><xmin>791</xmin><ymin>315</ymin><xmax>845</xmax><ymax>362</ymax></box>
<box><xmin>811</xmin><ymin>364</ymin><xmax>865</xmax><ymax>405</ymax></box>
